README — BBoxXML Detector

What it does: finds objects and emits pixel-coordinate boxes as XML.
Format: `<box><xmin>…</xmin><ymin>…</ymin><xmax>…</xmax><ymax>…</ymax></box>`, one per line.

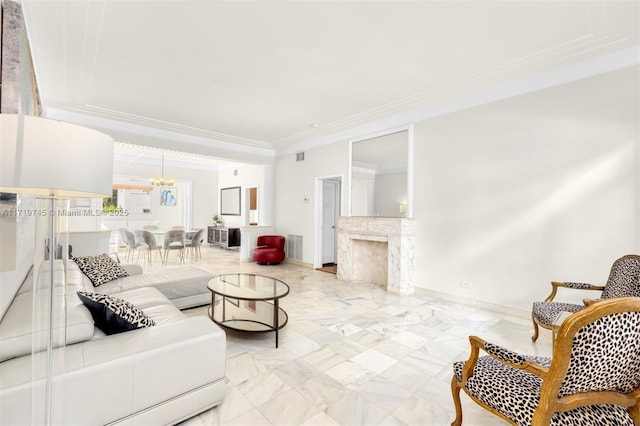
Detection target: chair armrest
<box><xmin>543</xmin><ymin>281</ymin><xmax>605</xmax><ymax>302</ymax></box>
<box><xmin>483</xmin><ymin>341</ymin><xmax>527</xmax><ymax>366</ymax></box>
<box><xmin>121</xmin><ymin>264</ymin><xmax>143</xmax><ymax>276</ymax></box>
<box><xmin>563</xmin><ymin>282</ymin><xmax>605</xmax><ymax>291</ymax></box>
<box><xmin>459</xmin><ymin>336</ymin><xmax>548</xmax><ymax>386</ymax></box>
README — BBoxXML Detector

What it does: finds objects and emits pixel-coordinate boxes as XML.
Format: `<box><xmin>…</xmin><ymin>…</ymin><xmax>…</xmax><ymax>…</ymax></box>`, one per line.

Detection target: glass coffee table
<box><xmin>207</xmin><ymin>273</ymin><xmax>290</xmax><ymax>348</ymax></box>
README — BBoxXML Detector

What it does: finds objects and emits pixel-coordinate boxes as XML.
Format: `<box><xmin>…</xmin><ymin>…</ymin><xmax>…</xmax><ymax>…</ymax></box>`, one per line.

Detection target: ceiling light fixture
<box><xmin>150</xmin><ymin>153</ymin><xmax>174</xmax><ymax>186</ymax></box>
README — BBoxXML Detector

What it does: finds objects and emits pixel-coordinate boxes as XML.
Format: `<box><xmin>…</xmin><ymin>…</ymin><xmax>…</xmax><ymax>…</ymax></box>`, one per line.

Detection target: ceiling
<box><xmin>21</xmin><ymin>1</ymin><xmax>640</xmax><ymax>162</ymax></box>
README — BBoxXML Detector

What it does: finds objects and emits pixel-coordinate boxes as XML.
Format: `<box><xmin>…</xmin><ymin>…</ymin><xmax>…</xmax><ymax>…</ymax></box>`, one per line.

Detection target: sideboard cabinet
<box><xmin>207</xmin><ymin>226</ymin><xmax>241</xmax><ymax>249</ymax></box>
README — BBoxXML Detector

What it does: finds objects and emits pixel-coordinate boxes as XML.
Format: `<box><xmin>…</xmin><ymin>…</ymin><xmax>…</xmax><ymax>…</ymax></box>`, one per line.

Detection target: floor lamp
<box><xmin>0</xmin><ymin>114</ymin><xmax>114</xmax><ymax>424</ymax></box>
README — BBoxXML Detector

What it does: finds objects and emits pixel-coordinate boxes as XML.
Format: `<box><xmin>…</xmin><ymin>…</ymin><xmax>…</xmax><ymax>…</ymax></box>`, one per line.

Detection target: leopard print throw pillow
<box><xmin>73</xmin><ymin>254</ymin><xmax>129</xmax><ymax>287</ymax></box>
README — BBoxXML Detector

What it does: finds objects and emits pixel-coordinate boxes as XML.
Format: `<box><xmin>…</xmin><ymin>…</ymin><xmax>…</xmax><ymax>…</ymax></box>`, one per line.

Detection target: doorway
<box><xmin>244</xmin><ymin>186</ymin><xmax>258</xmax><ymax>226</ymax></box>
<box><xmin>314</xmin><ymin>175</ymin><xmax>342</xmax><ymax>271</ymax></box>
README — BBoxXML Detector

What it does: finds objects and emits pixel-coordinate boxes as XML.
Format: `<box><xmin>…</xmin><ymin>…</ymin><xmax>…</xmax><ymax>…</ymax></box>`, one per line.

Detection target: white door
<box><xmin>322</xmin><ymin>180</ymin><xmax>339</xmax><ymax>264</ymax></box>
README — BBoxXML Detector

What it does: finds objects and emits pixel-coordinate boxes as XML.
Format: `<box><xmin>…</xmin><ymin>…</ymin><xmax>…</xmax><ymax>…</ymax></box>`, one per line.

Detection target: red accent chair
<box><xmin>253</xmin><ymin>235</ymin><xmax>286</xmax><ymax>265</ymax></box>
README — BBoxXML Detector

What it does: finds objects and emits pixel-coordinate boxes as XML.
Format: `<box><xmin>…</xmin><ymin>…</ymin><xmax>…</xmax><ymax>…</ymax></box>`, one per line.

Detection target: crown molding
<box><xmin>44</xmin><ymin>106</ymin><xmax>276</xmax><ymax>160</ymax></box>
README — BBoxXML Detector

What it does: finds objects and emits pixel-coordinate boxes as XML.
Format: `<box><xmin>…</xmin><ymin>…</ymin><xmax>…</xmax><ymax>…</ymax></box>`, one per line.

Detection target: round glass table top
<box><xmin>207</xmin><ymin>273</ymin><xmax>290</xmax><ymax>301</ymax></box>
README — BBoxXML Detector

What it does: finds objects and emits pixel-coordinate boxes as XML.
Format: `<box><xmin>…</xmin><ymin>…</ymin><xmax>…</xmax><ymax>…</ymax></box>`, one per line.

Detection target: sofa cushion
<box><xmin>77</xmin><ymin>291</ymin><xmax>155</xmax><ymax>335</ymax></box>
<box><xmin>0</xmin><ymin>261</ymin><xmax>95</xmax><ymax>362</ymax></box>
<box><xmin>72</xmin><ymin>254</ymin><xmax>129</xmax><ymax>287</ymax></box>
<box><xmin>97</xmin><ymin>266</ymin><xmax>213</xmax><ymax>303</ymax></box>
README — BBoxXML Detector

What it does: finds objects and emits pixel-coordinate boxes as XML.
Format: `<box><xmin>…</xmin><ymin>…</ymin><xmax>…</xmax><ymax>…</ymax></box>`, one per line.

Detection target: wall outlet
<box><xmin>461</xmin><ymin>281</ymin><xmax>473</xmax><ymax>289</ymax></box>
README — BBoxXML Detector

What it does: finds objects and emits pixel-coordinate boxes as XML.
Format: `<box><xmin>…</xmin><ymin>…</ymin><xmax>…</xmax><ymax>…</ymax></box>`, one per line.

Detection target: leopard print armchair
<box><xmin>531</xmin><ymin>254</ymin><xmax>640</xmax><ymax>342</ymax></box>
<box><xmin>451</xmin><ymin>297</ymin><xmax>640</xmax><ymax>426</ymax></box>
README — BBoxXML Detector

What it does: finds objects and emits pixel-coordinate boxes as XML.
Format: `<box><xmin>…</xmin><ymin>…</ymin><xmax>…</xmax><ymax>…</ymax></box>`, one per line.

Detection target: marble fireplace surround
<box><xmin>337</xmin><ymin>216</ymin><xmax>416</xmax><ymax>295</ymax></box>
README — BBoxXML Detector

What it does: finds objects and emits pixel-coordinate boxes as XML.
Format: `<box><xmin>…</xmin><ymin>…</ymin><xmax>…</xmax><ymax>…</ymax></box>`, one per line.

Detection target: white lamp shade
<box><xmin>0</xmin><ymin>114</ymin><xmax>114</xmax><ymax>197</ymax></box>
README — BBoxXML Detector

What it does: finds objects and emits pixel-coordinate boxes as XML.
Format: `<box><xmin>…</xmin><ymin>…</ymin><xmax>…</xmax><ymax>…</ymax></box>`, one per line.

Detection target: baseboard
<box><xmin>416</xmin><ymin>287</ymin><xmax>530</xmax><ymax>320</ymax></box>
<box><xmin>285</xmin><ymin>258</ymin><xmax>314</xmax><ymax>269</ymax></box>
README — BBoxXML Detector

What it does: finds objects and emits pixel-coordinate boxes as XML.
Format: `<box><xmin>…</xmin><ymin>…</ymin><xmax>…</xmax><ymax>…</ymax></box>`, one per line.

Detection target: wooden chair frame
<box><xmin>452</xmin><ymin>297</ymin><xmax>640</xmax><ymax>426</ymax></box>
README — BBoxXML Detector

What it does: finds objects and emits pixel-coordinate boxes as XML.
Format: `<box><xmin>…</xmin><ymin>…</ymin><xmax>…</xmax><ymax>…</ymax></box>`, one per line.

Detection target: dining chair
<box><xmin>163</xmin><ymin>229</ymin><xmax>186</xmax><ymax>264</ymax></box>
<box><xmin>186</xmin><ymin>228</ymin><xmax>206</xmax><ymax>261</ymax></box>
<box><xmin>136</xmin><ymin>230</ymin><xmax>163</xmax><ymax>265</ymax></box>
<box><xmin>119</xmin><ymin>228</ymin><xmax>140</xmax><ymax>262</ymax></box>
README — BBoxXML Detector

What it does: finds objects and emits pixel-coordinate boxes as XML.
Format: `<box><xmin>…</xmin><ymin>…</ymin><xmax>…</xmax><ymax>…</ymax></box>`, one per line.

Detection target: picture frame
<box><xmin>160</xmin><ymin>187</ymin><xmax>177</xmax><ymax>206</ymax></box>
<box><xmin>220</xmin><ymin>186</ymin><xmax>241</xmax><ymax>215</ymax></box>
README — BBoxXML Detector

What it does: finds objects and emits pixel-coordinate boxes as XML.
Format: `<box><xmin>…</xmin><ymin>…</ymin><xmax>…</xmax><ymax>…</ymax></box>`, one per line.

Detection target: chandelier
<box><xmin>150</xmin><ymin>153</ymin><xmax>175</xmax><ymax>186</ymax></box>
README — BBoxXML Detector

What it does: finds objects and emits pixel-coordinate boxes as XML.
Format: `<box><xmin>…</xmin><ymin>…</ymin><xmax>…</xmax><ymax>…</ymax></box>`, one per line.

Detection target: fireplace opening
<box><xmin>352</xmin><ymin>239</ymin><xmax>388</xmax><ymax>287</ymax></box>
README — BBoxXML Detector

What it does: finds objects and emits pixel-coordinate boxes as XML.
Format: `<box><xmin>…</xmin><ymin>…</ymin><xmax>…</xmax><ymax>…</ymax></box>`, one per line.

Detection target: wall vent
<box><xmin>286</xmin><ymin>234</ymin><xmax>303</xmax><ymax>260</ymax></box>
<box><xmin>296</xmin><ymin>152</ymin><xmax>305</xmax><ymax>162</ymax></box>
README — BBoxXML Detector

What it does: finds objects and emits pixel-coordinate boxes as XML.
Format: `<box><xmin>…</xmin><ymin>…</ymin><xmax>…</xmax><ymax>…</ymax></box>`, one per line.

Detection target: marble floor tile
<box><xmin>272</xmin><ymin>359</ymin><xmax>321</xmax><ymax>388</ymax></box>
<box><xmin>282</xmin><ymin>335</ymin><xmax>322</xmax><ymax>357</ymax></box>
<box><xmin>295</xmin><ymin>374</ymin><xmax>349</xmax><ymax>410</ymax></box>
<box><xmin>351</xmin><ymin>348</ymin><xmax>397</xmax><ymax>374</ymax></box>
<box><xmin>390</xmin><ymin>330</ymin><xmax>428</xmax><ymax>349</ymax></box>
<box><xmin>326</xmin><ymin>391</ymin><xmax>389</xmax><ymax>426</ymax></box>
<box><xmin>258</xmin><ymin>389</ymin><xmax>319</xmax><ymax>426</ymax></box>
<box><xmin>356</xmin><ymin>376</ymin><xmax>413</xmax><ymax>413</ymax></box>
<box><xmin>237</xmin><ymin>371</ymin><xmax>292</xmax><ymax>407</ymax></box>
<box><xmin>325</xmin><ymin>360</ymin><xmax>374</xmax><ymax>389</ymax></box>
<box><xmin>164</xmin><ymin>246</ymin><xmax>550</xmax><ymax>426</ymax></box>
<box><xmin>299</xmin><ymin>411</ymin><xmax>341</xmax><ymax>426</ymax></box>
<box><xmin>301</xmin><ymin>347</ymin><xmax>347</xmax><ymax>372</ymax></box>
<box><xmin>223</xmin><ymin>409</ymin><xmax>271</xmax><ymax>426</ymax></box>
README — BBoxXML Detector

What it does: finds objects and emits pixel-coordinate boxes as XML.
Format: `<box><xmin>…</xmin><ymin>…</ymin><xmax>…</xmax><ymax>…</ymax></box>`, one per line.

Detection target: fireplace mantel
<box><xmin>337</xmin><ymin>216</ymin><xmax>416</xmax><ymax>295</ymax></box>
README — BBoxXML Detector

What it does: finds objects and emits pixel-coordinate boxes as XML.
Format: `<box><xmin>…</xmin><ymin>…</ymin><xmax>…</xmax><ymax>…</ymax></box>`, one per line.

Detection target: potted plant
<box><xmin>212</xmin><ymin>214</ymin><xmax>223</xmax><ymax>227</ymax></box>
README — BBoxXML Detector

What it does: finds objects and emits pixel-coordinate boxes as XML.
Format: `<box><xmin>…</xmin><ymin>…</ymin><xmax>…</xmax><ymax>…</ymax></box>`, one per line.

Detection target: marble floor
<box><xmin>130</xmin><ymin>245</ymin><xmax>553</xmax><ymax>426</ymax></box>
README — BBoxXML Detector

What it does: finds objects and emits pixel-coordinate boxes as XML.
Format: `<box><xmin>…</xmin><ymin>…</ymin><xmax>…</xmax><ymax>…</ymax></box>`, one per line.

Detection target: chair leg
<box><xmin>531</xmin><ymin>313</ymin><xmax>540</xmax><ymax>342</ymax></box>
<box><xmin>629</xmin><ymin>401</ymin><xmax>640</xmax><ymax>425</ymax></box>
<box><xmin>450</xmin><ymin>375</ymin><xmax>463</xmax><ymax>426</ymax></box>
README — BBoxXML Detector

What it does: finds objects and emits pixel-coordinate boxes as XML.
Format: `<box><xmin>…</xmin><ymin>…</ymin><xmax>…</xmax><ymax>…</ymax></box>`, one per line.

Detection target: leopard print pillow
<box><xmin>72</xmin><ymin>254</ymin><xmax>129</xmax><ymax>287</ymax></box>
<box><xmin>77</xmin><ymin>291</ymin><xmax>155</xmax><ymax>335</ymax></box>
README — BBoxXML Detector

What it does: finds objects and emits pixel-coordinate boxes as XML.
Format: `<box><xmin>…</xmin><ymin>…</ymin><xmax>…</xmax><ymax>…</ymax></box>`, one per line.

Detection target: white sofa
<box><xmin>0</xmin><ymin>259</ymin><xmax>226</xmax><ymax>425</ymax></box>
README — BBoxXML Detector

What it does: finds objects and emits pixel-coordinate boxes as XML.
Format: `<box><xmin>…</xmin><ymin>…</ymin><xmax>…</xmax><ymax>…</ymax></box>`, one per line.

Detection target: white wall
<box><xmin>218</xmin><ymin>163</ymin><xmax>271</xmax><ymax>228</ymax></box>
<box><xmin>413</xmin><ymin>66</ymin><xmax>639</xmax><ymax>313</ymax></box>
<box><xmin>273</xmin><ymin>66</ymin><xmax>639</xmax><ymax>314</ymax></box>
<box><xmin>274</xmin><ymin>143</ymin><xmax>349</xmax><ymax>264</ymax></box>
<box><xmin>107</xmin><ymin>159</ymin><xmax>218</xmax><ymax>230</ymax></box>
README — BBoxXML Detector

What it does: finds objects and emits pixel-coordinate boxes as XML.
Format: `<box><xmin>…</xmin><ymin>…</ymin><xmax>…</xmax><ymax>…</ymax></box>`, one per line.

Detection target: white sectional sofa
<box><xmin>0</xmin><ymin>258</ymin><xmax>226</xmax><ymax>425</ymax></box>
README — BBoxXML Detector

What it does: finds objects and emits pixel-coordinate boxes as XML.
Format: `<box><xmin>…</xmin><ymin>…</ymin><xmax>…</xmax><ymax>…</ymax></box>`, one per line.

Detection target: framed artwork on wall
<box><xmin>220</xmin><ymin>186</ymin><xmax>241</xmax><ymax>215</ymax></box>
<box><xmin>161</xmin><ymin>188</ymin><xmax>177</xmax><ymax>206</ymax></box>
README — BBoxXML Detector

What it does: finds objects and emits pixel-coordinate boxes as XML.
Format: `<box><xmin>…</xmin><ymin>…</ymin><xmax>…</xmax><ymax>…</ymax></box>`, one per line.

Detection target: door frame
<box><xmin>314</xmin><ymin>174</ymin><xmax>343</xmax><ymax>269</ymax></box>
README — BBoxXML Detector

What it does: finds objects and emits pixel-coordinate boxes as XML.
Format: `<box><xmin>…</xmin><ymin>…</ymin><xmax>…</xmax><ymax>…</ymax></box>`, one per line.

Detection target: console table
<box><xmin>207</xmin><ymin>226</ymin><xmax>241</xmax><ymax>249</ymax></box>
